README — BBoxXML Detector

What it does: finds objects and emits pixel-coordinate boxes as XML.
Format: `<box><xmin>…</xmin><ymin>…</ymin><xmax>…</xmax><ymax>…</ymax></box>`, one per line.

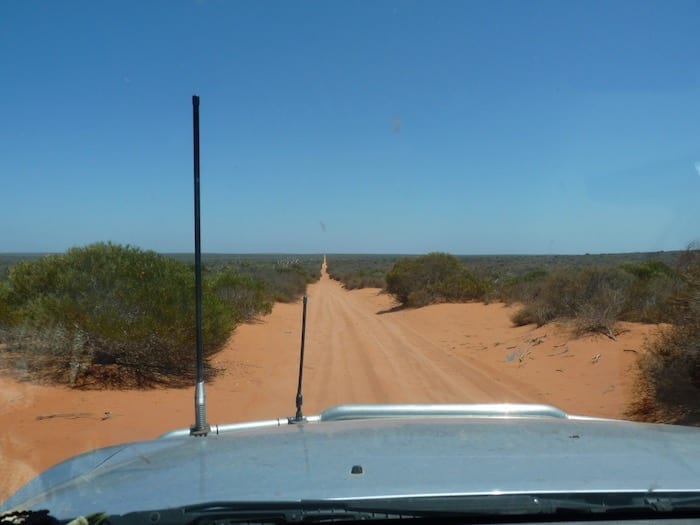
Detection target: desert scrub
<box><xmin>0</xmin><ymin>279</ymin><xmax>13</xmax><ymax>325</ymax></box>
<box><xmin>385</xmin><ymin>252</ymin><xmax>486</xmax><ymax>307</ymax></box>
<box><xmin>0</xmin><ymin>242</ymin><xmax>271</xmax><ymax>388</ymax></box>
<box><xmin>209</xmin><ymin>271</ymin><xmax>272</xmax><ymax>323</ymax></box>
<box><xmin>210</xmin><ymin>258</ymin><xmax>319</xmax><ymax>303</ymax></box>
<box><xmin>329</xmin><ymin>268</ymin><xmax>386</xmax><ymax>290</ymax></box>
<box><xmin>509</xmin><ymin>261</ymin><xmax>683</xmax><ymax>335</ymax></box>
<box><xmin>509</xmin><ymin>266</ymin><xmax>634</xmax><ymax>335</ymax></box>
<box><xmin>489</xmin><ymin>268</ymin><xmax>549</xmax><ymax>305</ymax></box>
<box><xmin>629</xmin><ymin>248</ymin><xmax>700</xmax><ymax>425</ymax></box>
<box><xmin>325</xmin><ymin>255</ymin><xmax>398</xmax><ymax>289</ymax></box>
<box><xmin>618</xmin><ymin>260</ymin><xmax>682</xmax><ymax>323</ymax></box>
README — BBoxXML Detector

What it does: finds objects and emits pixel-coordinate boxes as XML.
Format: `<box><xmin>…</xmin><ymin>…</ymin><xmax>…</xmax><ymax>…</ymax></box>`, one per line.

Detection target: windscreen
<box><xmin>1</xmin><ymin>0</ymin><xmax>699</xmax><ymax>504</ymax></box>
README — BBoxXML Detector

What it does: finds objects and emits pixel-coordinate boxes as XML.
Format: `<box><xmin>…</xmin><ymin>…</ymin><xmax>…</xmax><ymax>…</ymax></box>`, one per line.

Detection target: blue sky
<box><xmin>2</xmin><ymin>1</ymin><xmax>699</xmax><ymax>254</ymax></box>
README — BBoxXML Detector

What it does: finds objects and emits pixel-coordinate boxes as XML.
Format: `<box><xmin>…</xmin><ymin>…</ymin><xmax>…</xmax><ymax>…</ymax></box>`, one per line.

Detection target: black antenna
<box><xmin>190</xmin><ymin>94</ymin><xmax>210</xmax><ymax>437</ymax></box>
<box><xmin>291</xmin><ymin>295</ymin><xmax>308</xmax><ymax>422</ymax></box>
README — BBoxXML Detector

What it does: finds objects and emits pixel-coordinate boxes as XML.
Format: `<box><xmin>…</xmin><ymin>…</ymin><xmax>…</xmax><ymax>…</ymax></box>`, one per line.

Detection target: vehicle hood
<box><xmin>3</xmin><ymin>411</ymin><xmax>700</xmax><ymax>518</ymax></box>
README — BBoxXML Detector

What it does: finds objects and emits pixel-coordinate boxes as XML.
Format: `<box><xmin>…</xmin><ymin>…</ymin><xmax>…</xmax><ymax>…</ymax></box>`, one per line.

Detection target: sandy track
<box><xmin>0</xmin><ymin>260</ymin><xmax>662</xmax><ymax>501</ymax></box>
<box><xmin>302</xmin><ymin>262</ymin><xmax>542</xmax><ymax>408</ymax></box>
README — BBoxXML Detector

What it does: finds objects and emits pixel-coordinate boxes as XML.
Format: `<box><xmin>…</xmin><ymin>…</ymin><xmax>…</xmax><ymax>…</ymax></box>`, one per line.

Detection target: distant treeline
<box><xmin>0</xmin><ymin>244</ymin><xmax>320</xmax><ymax>388</ymax></box>
<box><xmin>325</xmin><ymin>251</ymin><xmax>683</xmax><ymax>292</ymax></box>
<box><xmin>325</xmin><ymin>254</ymin><xmax>399</xmax><ymax>289</ymax></box>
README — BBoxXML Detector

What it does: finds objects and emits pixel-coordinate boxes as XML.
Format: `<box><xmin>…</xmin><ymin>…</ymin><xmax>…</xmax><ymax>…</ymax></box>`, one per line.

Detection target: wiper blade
<box><xmin>341</xmin><ymin>493</ymin><xmax>700</xmax><ymax>517</ymax></box>
<box><xmin>108</xmin><ymin>493</ymin><xmax>700</xmax><ymax>525</ymax></box>
<box><xmin>108</xmin><ymin>502</ymin><xmax>418</xmax><ymax>525</ymax></box>
<box><xmin>534</xmin><ymin>493</ymin><xmax>700</xmax><ymax>515</ymax></box>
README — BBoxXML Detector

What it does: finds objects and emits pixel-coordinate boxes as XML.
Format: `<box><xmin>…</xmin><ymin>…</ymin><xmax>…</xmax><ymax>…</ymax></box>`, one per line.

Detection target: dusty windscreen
<box><xmin>1</xmin><ymin>1</ymin><xmax>699</xmax><ymax>503</ymax></box>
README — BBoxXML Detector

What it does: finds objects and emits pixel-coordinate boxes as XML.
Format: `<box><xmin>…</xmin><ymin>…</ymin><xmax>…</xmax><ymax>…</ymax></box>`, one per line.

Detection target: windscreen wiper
<box><xmin>337</xmin><ymin>493</ymin><xmax>700</xmax><ymax>518</ymax></box>
<box><xmin>106</xmin><ymin>493</ymin><xmax>700</xmax><ymax>525</ymax></box>
<box><xmin>108</xmin><ymin>502</ymin><xmax>420</xmax><ymax>525</ymax></box>
<box><xmin>108</xmin><ymin>499</ymin><xmax>548</xmax><ymax>524</ymax></box>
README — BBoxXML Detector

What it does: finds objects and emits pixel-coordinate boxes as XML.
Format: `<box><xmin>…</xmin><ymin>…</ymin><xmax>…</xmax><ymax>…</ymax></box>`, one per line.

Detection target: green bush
<box><xmin>629</xmin><ymin>249</ymin><xmax>700</xmax><ymax>424</ymax></box>
<box><xmin>332</xmin><ymin>270</ymin><xmax>385</xmax><ymax>290</ymax></box>
<box><xmin>490</xmin><ymin>268</ymin><xmax>549</xmax><ymax>305</ymax></box>
<box><xmin>212</xmin><ymin>260</ymin><xmax>317</xmax><ymax>304</ymax></box>
<box><xmin>325</xmin><ymin>255</ymin><xmax>396</xmax><ymax>290</ymax></box>
<box><xmin>619</xmin><ymin>261</ymin><xmax>681</xmax><ymax>323</ymax></box>
<box><xmin>209</xmin><ymin>271</ymin><xmax>272</xmax><ymax>323</ymax></box>
<box><xmin>630</xmin><ymin>320</ymin><xmax>700</xmax><ymax>424</ymax></box>
<box><xmin>508</xmin><ymin>261</ymin><xmax>685</xmax><ymax>335</ymax></box>
<box><xmin>266</xmin><ymin>264</ymin><xmax>315</xmax><ymax>302</ymax></box>
<box><xmin>191</xmin><ymin>255</ymin><xmax>320</xmax><ymax>302</ymax></box>
<box><xmin>0</xmin><ymin>280</ymin><xmax>13</xmax><ymax>325</ymax></box>
<box><xmin>509</xmin><ymin>266</ymin><xmax>634</xmax><ymax>336</ymax></box>
<box><xmin>385</xmin><ymin>252</ymin><xmax>485</xmax><ymax>307</ymax></box>
<box><xmin>0</xmin><ymin>243</ymin><xmax>270</xmax><ymax>388</ymax></box>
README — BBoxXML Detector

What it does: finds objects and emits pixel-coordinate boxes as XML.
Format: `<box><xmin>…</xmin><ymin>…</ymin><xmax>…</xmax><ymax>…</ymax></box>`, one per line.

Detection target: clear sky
<box><xmin>2</xmin><ymin>1</ymin><xmax>699</xmax><ymax>255</ymax></box>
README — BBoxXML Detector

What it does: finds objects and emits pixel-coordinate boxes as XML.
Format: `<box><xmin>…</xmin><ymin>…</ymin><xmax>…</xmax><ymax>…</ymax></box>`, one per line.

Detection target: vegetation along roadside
<box><xmin>0</xmin><ymin>243</ymin><xmax>319</xmax><ymax>388</ymax></box>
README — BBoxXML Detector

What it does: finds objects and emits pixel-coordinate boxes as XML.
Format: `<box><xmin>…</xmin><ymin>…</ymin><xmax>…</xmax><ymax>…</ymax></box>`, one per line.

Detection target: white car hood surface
<box><xmin>3</xmin><ymin>410</ymin><xmax>700</xmax><ymax>519</ymax></box>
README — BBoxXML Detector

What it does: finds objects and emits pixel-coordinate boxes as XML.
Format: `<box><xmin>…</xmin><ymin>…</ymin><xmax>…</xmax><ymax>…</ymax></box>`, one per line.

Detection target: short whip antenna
<box><xmin>291</xmin><ymin>295</ymin><xmax>308</xmax><ymax>422</ymax></box>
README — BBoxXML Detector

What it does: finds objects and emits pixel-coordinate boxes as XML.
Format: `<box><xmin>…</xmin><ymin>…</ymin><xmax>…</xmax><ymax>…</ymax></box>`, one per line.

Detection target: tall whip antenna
<box><xmin>291</xmin><ymin>295</ymin><xmax>308</xmax><ymax>422</ymax></box>
<box><xmin>191</xmin><ymin>94</ymin><xmax>210</xmax><ymax>436</ymax></box>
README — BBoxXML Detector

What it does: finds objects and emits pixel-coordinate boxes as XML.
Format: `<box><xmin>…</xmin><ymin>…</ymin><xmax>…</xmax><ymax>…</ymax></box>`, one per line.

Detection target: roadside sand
<box><xmin>0</xmin><ymin>263</ymin><xmax>662</xmax><ymax>501</ymax></box>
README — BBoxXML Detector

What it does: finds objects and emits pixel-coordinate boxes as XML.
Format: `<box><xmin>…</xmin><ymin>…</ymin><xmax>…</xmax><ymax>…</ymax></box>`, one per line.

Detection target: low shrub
<box><xmin>618</xmin><ymin>261</ymin><xmax>681</xmax><ymax>323</ymax></box>
<box><xmin>629</xmin><ymin>320</ymin><xmax>700</xmax><ymax>424</ymax></box>
<box><xmin>267</xmin><ymin>264</ymin><xmax>315</xmax><ymax>302</ymax></box>
<box><xmin>509</xmin><ymin>266</ymin><xmax>634</xmax><ymax>336</ymax></box>
<box><xmin>331</xmin><ymin>271</ymin><xmax>385</xmax><ymax>290</ymax></box>
<box><xmin>507</xmin><ymin>259</ymin><xmax>685</xmax><ymax>335</ymax></box>
<box><xmin>629</xmin><ymin>248</ymin><xmax>700</xmax><ymax>424</ymax></box>
<box><xmin>325</xmin><ymin>255</ymin><xmax>397</xmax><ymax>290</ymax></box>
<box><xmin>209</xmin><ymin>271</ymin><xmax>272</xmax><ymax>323</ymax></box>
<box><xmin>490</xmin><ymin>269</ymin><xmax>549</xmax><ymax>305</ymax></box>
<box><xmin>385</xmin><ymin>252</ymin><xmax>485</xmax><ymax>307</ymax></box>
<box><xmin>0</xmin><ymin>280</ymin><xmax>13</xmax><ymax>325</ymax></box>
<box><xmin>0</xmin><ymin>243</ymin><xmax>272</xmax><ymax>388</ymax></box>
<box><xmin>215</xmin><ymin>261</ymin><xmax>317</xmax><ymax>304</ymax></box>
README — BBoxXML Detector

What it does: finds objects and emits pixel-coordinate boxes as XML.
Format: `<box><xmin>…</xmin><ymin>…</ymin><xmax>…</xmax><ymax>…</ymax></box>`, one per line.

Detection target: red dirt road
<box><xmin>0</xmin><ymin>260</ymin><xmax>662</xmax><ymax>501</ymax></box>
